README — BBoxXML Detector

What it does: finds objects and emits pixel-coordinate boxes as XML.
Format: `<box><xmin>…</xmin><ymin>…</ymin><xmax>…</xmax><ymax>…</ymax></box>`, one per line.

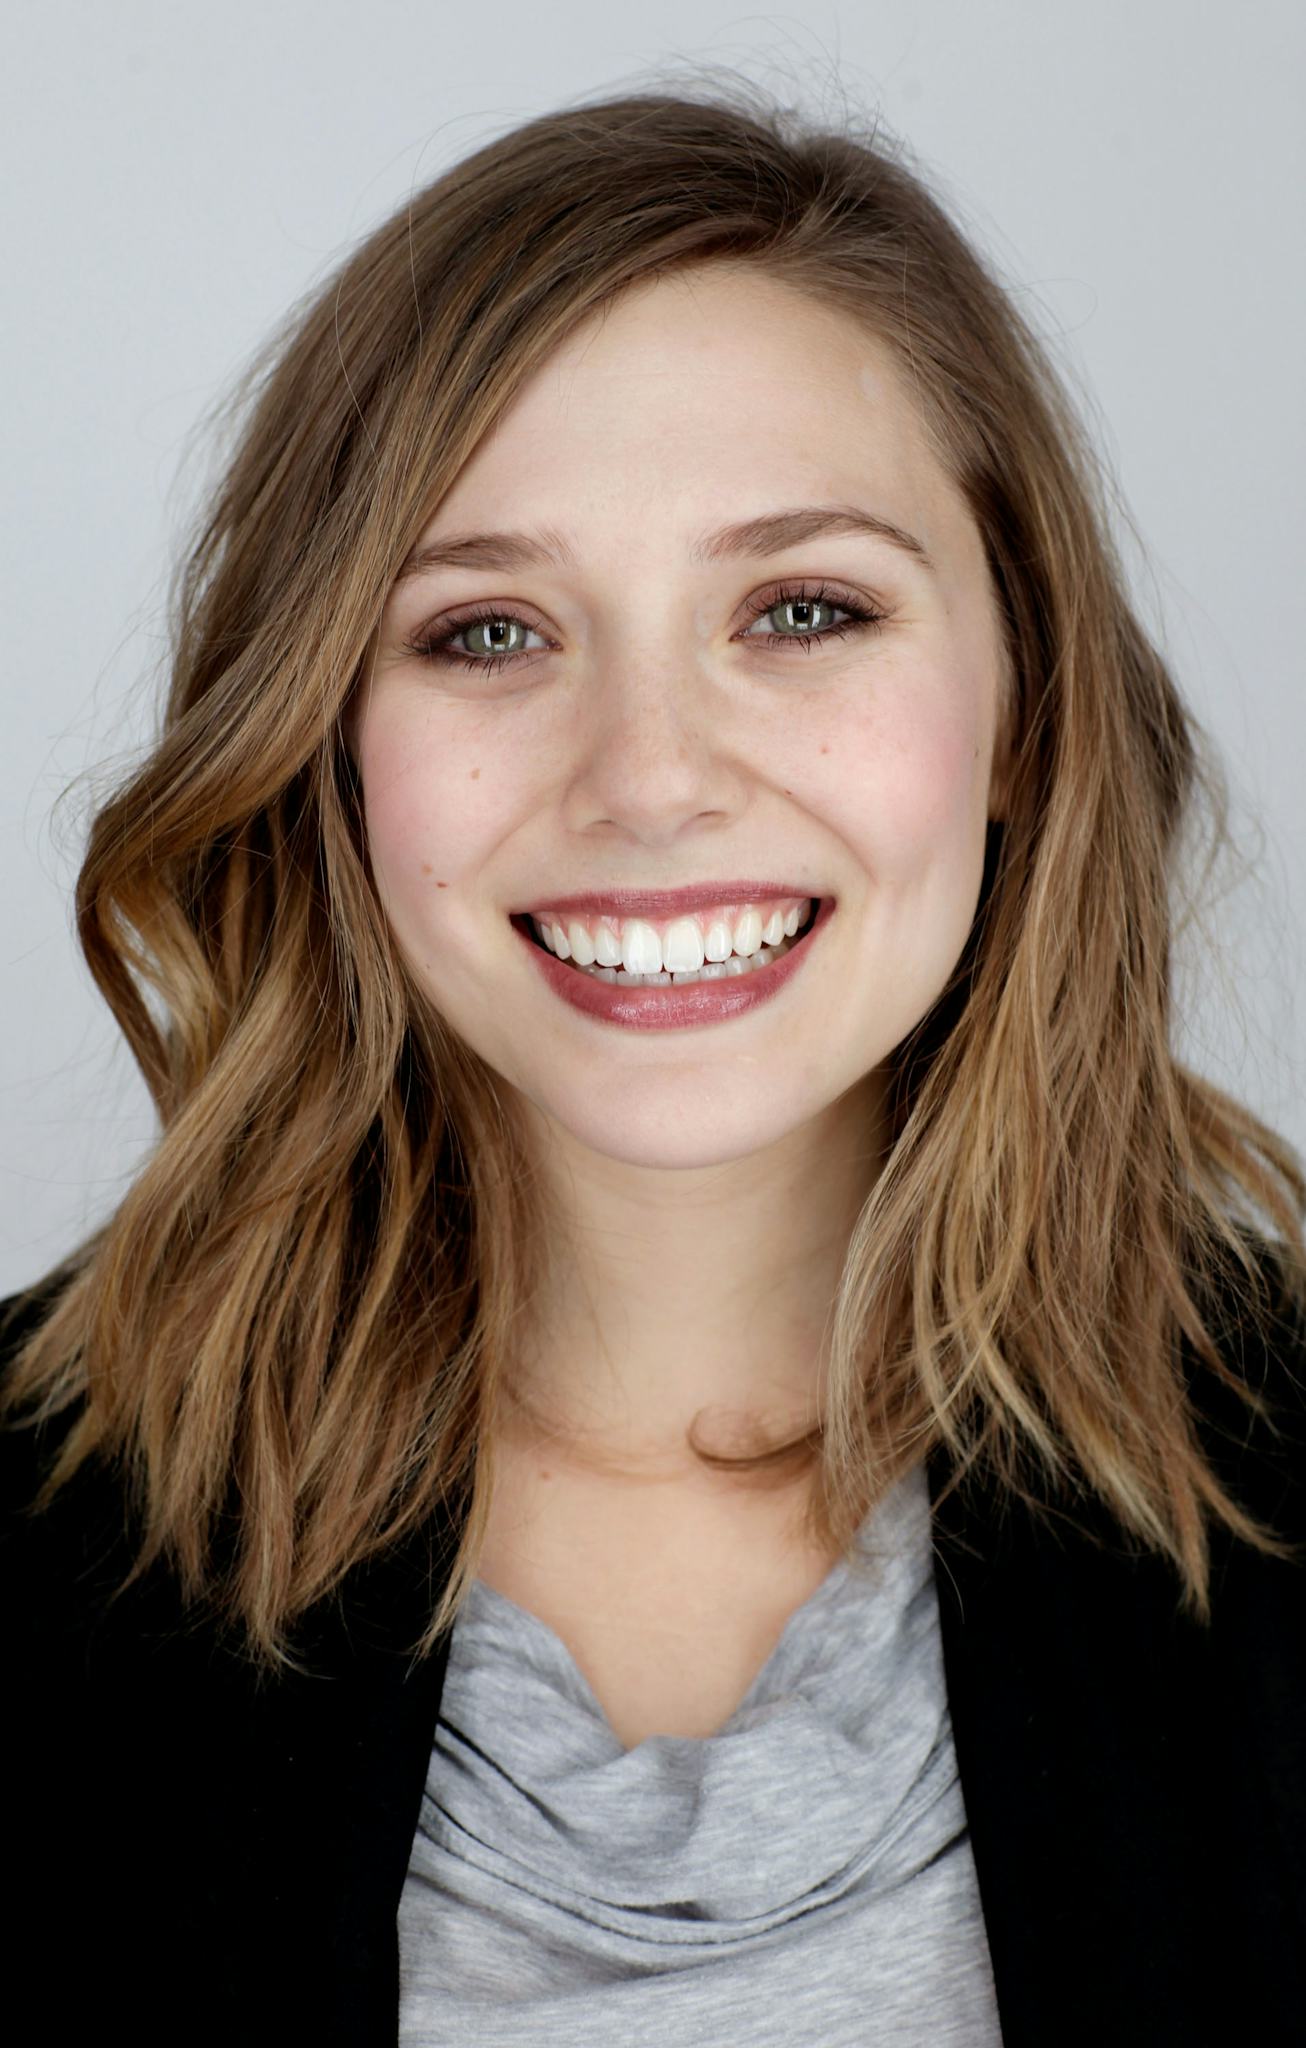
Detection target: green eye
<box><xmin>754</xmin><ymin>595</ymin><xmax>843</xmax><ymax>636</ymax></box>
<box><xmin>452</xmin><ymin>617</ymin><xmax>532</xmax><ymax>658</ymax></box>
<box><xmin>407</xmin><ymin>607</ymin><xmax>546</xmax><ymax>673</ymax></box>
<box><xmin>741</xmin><ymin>581</ymin><xmax>887</xmax><ymax>649</ymax></box>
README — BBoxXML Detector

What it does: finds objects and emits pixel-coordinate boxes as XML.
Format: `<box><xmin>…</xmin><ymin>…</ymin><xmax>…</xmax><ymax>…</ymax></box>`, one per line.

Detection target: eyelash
<box><xmin>401</xmin><ymin>580</ymin><xmax>889</xmax><ymax>675</ymax></box>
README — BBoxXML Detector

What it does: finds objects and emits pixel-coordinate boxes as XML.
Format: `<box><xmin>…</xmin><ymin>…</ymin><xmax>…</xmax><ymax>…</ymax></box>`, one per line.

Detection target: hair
<box><xmin>4</xmin><ymin>71</ymin><xmax>1305</xmax><ymax>1675</ymax></box>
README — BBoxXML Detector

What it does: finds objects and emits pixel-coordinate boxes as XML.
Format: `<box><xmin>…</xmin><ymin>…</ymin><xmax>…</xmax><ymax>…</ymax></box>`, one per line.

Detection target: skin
<box><xmin>349</xmin><ymin>261</ymin><xmax>1011</xmax><ymax>1495</ymax></box>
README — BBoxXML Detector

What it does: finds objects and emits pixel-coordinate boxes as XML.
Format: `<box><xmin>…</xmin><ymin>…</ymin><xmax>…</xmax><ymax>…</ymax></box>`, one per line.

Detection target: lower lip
<box><xmin>511</xmin><ymin>899</ymin><xmax>835</xmax><ymax>1031</ymax></box>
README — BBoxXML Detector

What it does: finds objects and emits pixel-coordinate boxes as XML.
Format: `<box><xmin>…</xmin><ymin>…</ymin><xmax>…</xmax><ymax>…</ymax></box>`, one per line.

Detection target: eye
<box><xmin>737</xmin><ymin>580</ymin><xmax>889</xmax><ymax>652</ymax></box>
<box><xmin>402</xmin><ymin>603</ymin><xmax>549</xmax><ymax>675</ymax></box>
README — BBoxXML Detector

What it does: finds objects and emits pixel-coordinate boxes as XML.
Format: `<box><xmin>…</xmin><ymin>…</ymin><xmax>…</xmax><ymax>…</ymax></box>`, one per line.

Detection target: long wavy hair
<box><xmin>4</xmin><ymin>74</ymin><xmax>1305</xmax><ymax>1673</ymax></box>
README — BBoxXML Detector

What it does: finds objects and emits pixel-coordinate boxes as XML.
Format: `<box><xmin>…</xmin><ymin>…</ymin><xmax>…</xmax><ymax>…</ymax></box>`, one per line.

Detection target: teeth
<box><xmin>530</xmin><ymin>898</ymin><xmax>814</xmax><ymax>973</ymax></box>
<box><xmin>661</xmin><ymin>916</ymin><xmax>705</xmax><ymax>973</ymax></box>
<box><xmin>704</xmin><ymin>916</ymin><xmax>733</xmax><ymax>961</ymax></box>
<box><xmin>579</xmin><ymin>939</ymin><xmax>791</xmax><ymax>985</ymax></box>
<box><xmin>621</xmin><ymin>920</ymin><xmax>663</xmax><ymax>976</ymax></box>
<box><xmin>731</xmin><ymin>908</ymin><xmax>763</xmax><ymax>958</ymax></box>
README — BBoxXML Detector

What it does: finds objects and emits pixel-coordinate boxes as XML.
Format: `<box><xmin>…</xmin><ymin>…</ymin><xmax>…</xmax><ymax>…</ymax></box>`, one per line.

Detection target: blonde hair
<box><xmin>4</xmin><ymin>75</ymin><xmax>1304</xmax><ymax>1672</ymax></box>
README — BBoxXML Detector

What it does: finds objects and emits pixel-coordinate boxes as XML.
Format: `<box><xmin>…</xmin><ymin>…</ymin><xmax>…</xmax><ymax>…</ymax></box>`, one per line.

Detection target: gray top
<box><xmin>398</xmin><ymin>1458</ymin><xmax>1003</xmax><ymax>2045</ymax></box>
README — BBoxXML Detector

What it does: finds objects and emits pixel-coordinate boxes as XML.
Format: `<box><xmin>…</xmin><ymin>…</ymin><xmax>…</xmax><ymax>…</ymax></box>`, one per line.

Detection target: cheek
<box><xmin>818</xmin><ymin>675</ymin><xmax>990</xmax><ymax>881</ymax></box>
<box><xmin>356</xmin><ymin>716</ymin><xmax>504</xmax><ymax>936</ymax></box>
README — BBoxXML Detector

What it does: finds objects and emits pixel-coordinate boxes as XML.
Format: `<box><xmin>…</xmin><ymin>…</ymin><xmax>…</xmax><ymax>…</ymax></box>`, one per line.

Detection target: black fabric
<box><xmin>3</xmin><ymin>1246</ymin><xmax>1304</xmax><ymax>2046</ymax></box>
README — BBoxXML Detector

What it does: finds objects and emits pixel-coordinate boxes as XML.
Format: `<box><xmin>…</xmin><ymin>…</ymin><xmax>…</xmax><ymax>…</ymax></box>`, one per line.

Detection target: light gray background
<box><xmin>3</xmin><ymin>1</ymin><xmax>1302</xmax><ymax>1297</ymax></box>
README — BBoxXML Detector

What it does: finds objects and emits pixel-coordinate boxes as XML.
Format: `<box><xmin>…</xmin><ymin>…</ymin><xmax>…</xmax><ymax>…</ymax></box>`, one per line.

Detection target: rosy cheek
<box><xmin>365</xmin><ymin>778</ymin><xmax>438</xmax><ymax>882</ymax></box>
<box><xmin>356</xmin><ymin>731</ymin><xmax>454</xmax><ymax>904</ymax></box>
<box><xmin>822</xmin><ymin>686</ymin><xmax>985</xmax><ymax>875</ymax></box>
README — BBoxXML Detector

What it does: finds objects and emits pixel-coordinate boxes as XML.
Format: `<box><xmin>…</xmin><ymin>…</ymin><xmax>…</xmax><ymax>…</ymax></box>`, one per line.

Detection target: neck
<box><xmin>502</xmin><ymin>1072</ymin><xmax>890</xmax><ymax>1482</ymax></box>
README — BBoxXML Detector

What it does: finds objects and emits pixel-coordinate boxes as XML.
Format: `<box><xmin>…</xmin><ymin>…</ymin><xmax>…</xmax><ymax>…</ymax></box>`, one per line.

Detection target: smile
<box><xmin>530</xmin><ymin>895</ymin><xmax>815</xmax><ymax>980</ymax></box>
<box><xmin>509</xmin><ymin>897</ymin><xmax>834</xmax><ymax>1032</ymax></box>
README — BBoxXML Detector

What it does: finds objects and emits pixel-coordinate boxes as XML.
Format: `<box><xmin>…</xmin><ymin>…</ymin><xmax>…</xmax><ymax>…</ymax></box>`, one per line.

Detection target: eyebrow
<box><xmin>394</xmin><ymin>503</ymin><xmax>934</xmax><ymax>580</ymax></box>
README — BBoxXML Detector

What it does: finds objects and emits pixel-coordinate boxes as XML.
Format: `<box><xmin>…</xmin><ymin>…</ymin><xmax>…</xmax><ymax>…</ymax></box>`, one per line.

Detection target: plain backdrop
<box><xmin>2</xmin><ymin>0</ymin><xmax>1303</xmax><ymax>1297</ymax></box>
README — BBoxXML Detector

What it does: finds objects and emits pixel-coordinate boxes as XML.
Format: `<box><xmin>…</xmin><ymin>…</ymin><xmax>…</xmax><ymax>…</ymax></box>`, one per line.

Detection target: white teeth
<box><xmin>584</xmin><ymin>940</ymin><xmax>789</xmax><ymax>986</ymax></box>
<box><xmin>529</xmin><ymin>898</ymin><xmax>816</xmax><ymax>973</ymax></box>
<box><xmin>670</xmin><ymin>945</ymin><xmax>780</xmax><ymax>984</ymax></box>
<box><xmin>661</xmin><ymin>916</ymin><xmax>705</xmax><ymax>973</ymax></box>
<box><xmin>704</xmin><ymin>917</ymin><xmax>733</xmax><ymax>962</ymax></box>
<box><xmin>620</xmin><ymin>919</ymin><xmax>663</xmax><ymax>975</ymax></box>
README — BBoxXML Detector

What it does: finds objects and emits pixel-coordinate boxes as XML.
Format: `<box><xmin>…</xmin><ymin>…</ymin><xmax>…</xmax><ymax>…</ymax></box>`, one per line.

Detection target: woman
<box><xmin>3</xmin><ymin>79</ymin><xmax>1304</xmax><ymax>2047</ymax></box>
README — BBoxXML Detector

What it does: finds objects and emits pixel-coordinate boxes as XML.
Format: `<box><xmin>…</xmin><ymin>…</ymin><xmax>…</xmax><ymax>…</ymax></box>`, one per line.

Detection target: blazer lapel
<box><xmin>185</xmin><ymin>1507</ymin><xmax>461</xmax><ymax>2044</ymax></box>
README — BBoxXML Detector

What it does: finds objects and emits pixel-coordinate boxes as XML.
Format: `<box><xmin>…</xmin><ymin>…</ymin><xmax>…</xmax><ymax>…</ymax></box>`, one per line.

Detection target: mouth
<box><xmin>510</xmin><ymin>896</ymin><xmax>835</xmax><ymax>1031</ymax></box>
<box><xmin>508</xmin><ymin>897</ymin><xmax>830</xmax><ymax>982</ymax></box>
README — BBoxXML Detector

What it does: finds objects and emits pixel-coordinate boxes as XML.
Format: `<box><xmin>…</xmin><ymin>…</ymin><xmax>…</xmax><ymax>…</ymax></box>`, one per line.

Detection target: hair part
<box><xmin>4</xmin><ymin>73</ymin><xmax>1305</xmax><ymax>1672</ymax></box>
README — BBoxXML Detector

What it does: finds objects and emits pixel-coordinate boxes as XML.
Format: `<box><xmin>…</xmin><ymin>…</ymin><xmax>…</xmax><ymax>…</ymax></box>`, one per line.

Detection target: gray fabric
<box><xmin>398</xmin><ymin>1458</ymin><xmax>1003</xmax><ymax>2045</ymax></box>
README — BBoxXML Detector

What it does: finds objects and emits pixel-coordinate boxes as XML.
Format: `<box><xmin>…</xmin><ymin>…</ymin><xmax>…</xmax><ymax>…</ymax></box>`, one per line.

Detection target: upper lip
<box><xmin>515</xmin><ymin>882</ymin><xmax>827</xmax><ymax>919</ymax></box>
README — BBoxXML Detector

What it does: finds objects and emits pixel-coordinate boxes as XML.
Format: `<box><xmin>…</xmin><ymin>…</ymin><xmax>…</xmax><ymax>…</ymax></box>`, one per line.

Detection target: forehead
<box><xmin>430</xmin><ymin>264</ymin><xmax>968</xmax><ymax>566</ymax></box>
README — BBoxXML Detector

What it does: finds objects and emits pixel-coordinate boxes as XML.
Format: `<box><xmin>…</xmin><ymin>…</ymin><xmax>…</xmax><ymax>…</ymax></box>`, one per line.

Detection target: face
<box><xmin>351</xmin><ymin>263</ymin><xmax>1010</xmax><ymax>1174</ymax></box>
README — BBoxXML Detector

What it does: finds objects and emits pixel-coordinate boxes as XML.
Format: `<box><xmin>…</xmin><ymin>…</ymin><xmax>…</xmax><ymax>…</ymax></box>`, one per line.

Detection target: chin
<box><xmin>517</xmin><ymin>1072</ymin><xmax>826</xmax><ymax>1173</ymax></box>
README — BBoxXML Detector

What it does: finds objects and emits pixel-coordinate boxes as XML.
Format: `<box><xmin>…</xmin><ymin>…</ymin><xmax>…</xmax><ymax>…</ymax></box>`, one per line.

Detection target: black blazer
<box><xmin>3</xmin><ymin>1252</ymin><xmax>1304</xmax><ymax>2047</ymax></box>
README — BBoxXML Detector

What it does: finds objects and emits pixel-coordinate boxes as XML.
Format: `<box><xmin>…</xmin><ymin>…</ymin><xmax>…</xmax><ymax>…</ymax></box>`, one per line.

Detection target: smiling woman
<box><xmin>3</xmin><ymin>71</ymin><xmax>1305</xmax><ymax>2048</ymax></box>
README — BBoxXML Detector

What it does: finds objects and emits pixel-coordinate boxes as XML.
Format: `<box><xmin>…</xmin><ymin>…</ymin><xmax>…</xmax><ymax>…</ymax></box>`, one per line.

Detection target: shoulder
<box><xmin>0</xmin><ymin>1269</ymin><xmax>70</xmax><ymax>1359</ymax></box>
<box><xmin>1183</xmin><ymin>1230</ymin><xmax>1306</xmax><ymax>1536</ymax></box>
<box><xmin>0</xmin><ymin>1269</ymin><xmax>87</xmax><ymax>1509</ymax></box>
<box><xmin>0</xmin><ymin>1269</ymin><xmax>140</xmax><ymax>1652</ymax></box>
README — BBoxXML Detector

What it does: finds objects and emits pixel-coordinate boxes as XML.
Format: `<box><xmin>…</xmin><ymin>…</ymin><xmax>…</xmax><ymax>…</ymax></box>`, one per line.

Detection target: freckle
<box><xmin>820</xmin><ymin>745</ymin><xmax>829</xmax><ymax>755</ymax></box>
<box><xmin>470</xmin><ymin>767</ymin><xmax>480</xmax><ymax>780</ymax></box>
<box><xmin>436</xmin><ymin>880</ymin><xmax>448</xmax><ymax>888</ymax></box>
<box><xmin>420</xmin><ymin>862</ymin><xmax>432</xmax><ymax>874</ymax></box>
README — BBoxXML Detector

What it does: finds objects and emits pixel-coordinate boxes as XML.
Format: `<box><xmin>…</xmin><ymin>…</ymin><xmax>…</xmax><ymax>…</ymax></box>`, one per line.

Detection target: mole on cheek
<box><xmin>470</xmin><ymin>767</ymin><xmax>480</xmax><ymax>780</ymax></box>
<box><xmin>420</xmin><ymin>862</ymin><xmax>432</xmax><ymax>874</ymax></box>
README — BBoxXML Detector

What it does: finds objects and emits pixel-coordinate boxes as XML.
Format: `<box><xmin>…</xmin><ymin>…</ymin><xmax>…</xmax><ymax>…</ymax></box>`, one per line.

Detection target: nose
<box><xmin>557</xmin><ymin>638</ymin><xmax>752</xmax><ymax>847</ymax></box>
